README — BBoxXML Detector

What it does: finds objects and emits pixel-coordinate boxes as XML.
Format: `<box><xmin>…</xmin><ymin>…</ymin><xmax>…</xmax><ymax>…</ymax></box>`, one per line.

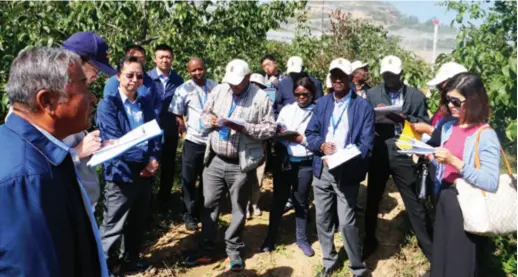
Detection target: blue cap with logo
<box><xmin>62</xmin><ymin>32</ymin><xmax>116</xmax><ymax>75</ymax></box>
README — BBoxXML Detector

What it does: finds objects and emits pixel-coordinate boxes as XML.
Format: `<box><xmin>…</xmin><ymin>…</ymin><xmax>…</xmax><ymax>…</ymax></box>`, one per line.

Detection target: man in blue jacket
<box><xmin>103</xmin><ymin>45</ymin><xmax>159</xmax><ymax>116</ymax></box>
<box><xmin>97</xmin><ymin>56</ymin><xmax>162</xmax><ymax>274</ymax></box>
<box><xmin>0</xmin><ymin>47</ymin><xmax>107</xmax><ymax>277</ymax></box>
<box><xmin>305</xmin><ymin>58</ymin><xmax>375</xmax><ymax>277</ymax></box>
<box><xmin>147</xmin><ymin>44</ymin><xmax>185</xmax><ymax>209</ymax></box>
<box><xmin>274</xmin><ymin>56</ymin><xmax>323</xmax><ymax>118</ymax></box>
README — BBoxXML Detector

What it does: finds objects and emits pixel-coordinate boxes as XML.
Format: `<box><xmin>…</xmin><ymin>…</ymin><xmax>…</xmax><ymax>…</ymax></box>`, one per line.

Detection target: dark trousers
<box><xmin>201</xmin><ymin>155</ymin><xmax>253</xmax><ymax>259</ymax></box>
<box><xmin>313</xmin><ymin>167</ymin><xmax>366</xmax><ymax>276</ymax></box>
<box><xmin>431</xmin><ymin>185</ymin><xmax>487</xmax><ymax>277</ymax></box>
<box><xmin>158</xmin><ymin>134</ymin><xmax>178</xmax><ymax>204</ymax></box>
<box><xmin>181</xmin><ymin>139</ymin><xmax>206</xmax><ymax>220</ymax></box>
<box><xmin>265</xmin><ymin>160</ymin><xmax>313</xmax><ymax>245</ymax></box>
<box><xmin>100</xmin><ymin>178</ymin><xmax>152</xmax><ymax>265</ymax></box>
<box><xmin>364</xmin><ymin>144</ymin><xmax>433</xmax><ymax>261</ymax></box>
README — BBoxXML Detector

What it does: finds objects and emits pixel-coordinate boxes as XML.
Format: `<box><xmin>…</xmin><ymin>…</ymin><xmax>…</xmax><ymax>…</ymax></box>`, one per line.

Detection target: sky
<box><xmin>388</xmin><ymin>0</ymin><xmax>488</xmax><ymax>26</ymax></box>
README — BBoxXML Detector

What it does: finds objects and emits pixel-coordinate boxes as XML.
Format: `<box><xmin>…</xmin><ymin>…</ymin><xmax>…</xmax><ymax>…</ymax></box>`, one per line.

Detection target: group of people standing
<box><xmin>0</xmin><ymin>30</ymin><xmax>503</xmax><ymax>277</ymax></box>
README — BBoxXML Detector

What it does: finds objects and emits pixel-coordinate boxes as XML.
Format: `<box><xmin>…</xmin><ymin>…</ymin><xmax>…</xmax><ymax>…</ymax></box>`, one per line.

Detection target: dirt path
<box><xmin>128</xmin><ymin>177</ymin><xmax>429</xmax><ymax>277</ymax></box>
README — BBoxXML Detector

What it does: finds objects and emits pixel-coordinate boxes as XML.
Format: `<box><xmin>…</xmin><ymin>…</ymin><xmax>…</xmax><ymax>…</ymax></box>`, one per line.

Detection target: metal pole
<box><xmin>432</xmin><ymin>20</ymin><xmax>439</xmax><ymax>72</ymax></box>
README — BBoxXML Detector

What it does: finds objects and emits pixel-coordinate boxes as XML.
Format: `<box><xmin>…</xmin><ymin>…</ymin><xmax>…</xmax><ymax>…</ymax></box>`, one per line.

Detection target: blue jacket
<box><xmin>103</xmin><ymin>74</ymin><xmax>161</xmax><ymax>118</ymax></box>
<box><xmin>431</xmin><ymin>120</ymin><xmax>501</xmax><ymax>192</ymax></box>
<box><xmin>96</xmin><ymin>93</ymin><xmax>162</xmax><ymax>183</ymax></box>
<box><xmin>147</xmin><ymin>68</ymin><xmax>184</xmax><ymax>136</ymax></box>
<box><xmin>274</xmin><ymin>75</ymin><xmax>323</xmax><ymax>118</ymax></box>
<box><xmin>0</xmin><ymin>114</ymin><xmax>103</xmax><ymax>277</ymax></box>
<box><xmin>305</xmin><ymin>92</ymin><xmax>375</xmax><ymax>183</ymax></box>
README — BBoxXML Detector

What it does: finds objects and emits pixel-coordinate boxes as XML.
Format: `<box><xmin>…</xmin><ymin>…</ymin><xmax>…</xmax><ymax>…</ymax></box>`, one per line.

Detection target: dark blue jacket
<box><xmin>147</xmin><ymin>68</ymin><xmax>184</xmax><ymax>136</ymax></box>
<box><xmin>96</xmin><ymin>93</ymin><xmax>162</xmax><ymax>183</ymax></box>
<box><xmin>305</xmin><ymin>92</ymin><xmax>375</xmax><ymax>183</ymax></box>
<box><xmin>274</xmin><ymin>75</ymin><xmax>323</xmax><ymax>118</ymax></box>
<box><xmin>0</xmin><ymin>114</ymin><xmax>102</xmax><ymax>277</ymax></box>
<box><xmin>103</xmin><ymin>74</ymin><xmax>161</xmax><ymax>118</ymax></box>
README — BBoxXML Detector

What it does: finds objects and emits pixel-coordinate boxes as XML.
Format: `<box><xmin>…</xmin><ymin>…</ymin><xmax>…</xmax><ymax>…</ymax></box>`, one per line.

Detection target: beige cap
<box><xmin>329</xmin><ymin>58</ymin><xmax>353</xmax><ymax>75</ymax></box>
<box><xmin>222</xmin><ymin>59</ymin><xmax>250</xmax><ymax>85</ymax></box>
<box><xmin>286</xmin><ymin>56</ymin><xmax>303</xmax><ymax>74</ymax></box>
<box><xmin>380</xmin><ymin>55</ymin><xmax>402</xmax><ymax>75</ymax></box>
<box><xmin>427</xmin><ymin>62</ymin><xmax>468</xmax><ymax>87</ymax></box>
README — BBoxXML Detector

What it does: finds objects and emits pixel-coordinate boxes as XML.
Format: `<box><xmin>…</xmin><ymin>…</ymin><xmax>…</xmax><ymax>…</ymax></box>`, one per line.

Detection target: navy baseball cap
<box><xmin>62</xmin><ymin>32</ymin><xmax>116</xmax><ymax>75</ymax></box>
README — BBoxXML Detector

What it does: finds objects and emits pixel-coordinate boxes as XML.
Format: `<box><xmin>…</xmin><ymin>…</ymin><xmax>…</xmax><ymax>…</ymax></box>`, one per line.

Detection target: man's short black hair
<box><xmin>117</xmin><ymin>56</ymin><xmax>143</xmax><ymax>73</ymax></box>
<box><xmin>261</xmin><ymin>54</ymin><xmax>276</xmax><ymax>64</ymax></box>
<box><xmin>124</xmin><ymin>45</ymin><xmax>146</xmax><ymax>56</ymax></box>
<box><xmin>154</xmin><ymin>44</ymin><xmax>173</xmax><ymax>54</ymax></box>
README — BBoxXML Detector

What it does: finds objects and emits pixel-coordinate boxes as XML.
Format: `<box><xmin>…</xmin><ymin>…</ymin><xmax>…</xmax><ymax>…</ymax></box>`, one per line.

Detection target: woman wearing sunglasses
<box><xmin>426</xmin><ymin>73</ymin><xmax>501</xmax><ymax>277</ymax></box>
<box><xmin>96</xmin><ymin>56</ymin><xmax>162</xmax><ymax>274</ymax></box>
<box><xmin>261</xmin><ymin>76</ymin><xmax>317</xmax><ymax>257</ymax></box>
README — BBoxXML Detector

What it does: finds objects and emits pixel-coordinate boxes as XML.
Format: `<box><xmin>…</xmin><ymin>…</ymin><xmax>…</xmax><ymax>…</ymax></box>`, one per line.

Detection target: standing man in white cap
<box><xmin>305</xmin><ymin>58</ymin><xmax>375</xmax><ymax>277</ymax></box>
<box><xmin>350</xmin><ymin>60</ymin><xmax>370</xmax><ymax>99</ymax></box>
<box><xmin>274</xmin><ymin>56</ymin><xmax>323</xmax><ymax>118</ymax></box>
<box><xmin>183</xmin><ymin>59</ymin><xmax>276</xmax><ymax>272</ymax></box>
<box><xmin>363</xmin><ymin>55</ymin><xmax>433</xmax><ymax>262</ymax></box>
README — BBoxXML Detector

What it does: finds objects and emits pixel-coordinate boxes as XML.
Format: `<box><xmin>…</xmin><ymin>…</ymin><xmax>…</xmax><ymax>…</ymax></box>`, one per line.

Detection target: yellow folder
<box><xmin>396</xmin><ymin>120</ymin><xmax>423</xmax><ymax>150</ymax></box>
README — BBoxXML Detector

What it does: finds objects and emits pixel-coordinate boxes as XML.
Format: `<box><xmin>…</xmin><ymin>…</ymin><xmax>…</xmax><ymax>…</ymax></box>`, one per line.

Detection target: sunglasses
<box><xmin>445</xmin><ymin>95</ymin><xmax>465</xmax><ymax>108</ymax></box>
<box><xmin>294</xmin><ymin>92</ymin><xmax>311</xmax><ymax>98</ymax></box>
<box><xmin>125</xmin><ymin>73</ymin><xmax>144</xmax><ymax>80</ymax></box>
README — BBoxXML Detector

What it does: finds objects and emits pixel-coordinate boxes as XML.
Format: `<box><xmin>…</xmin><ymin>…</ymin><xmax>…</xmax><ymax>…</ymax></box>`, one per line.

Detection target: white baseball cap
<box><xmin>250</xmin><ymin>73</ymin><xmax>266</xmax><ymax>87</ymax></box>
<box><xmin>427</xmin><ymin>62</ymin><xmax>468</xmax><ymax>87</ymax></box>
<box><xmin>380</xmin><ymin>55</ymin><xmax>402</xmax><ymax>75</ymax></box>
<box><xmin>222</xmin><ymin>59</ymin><xmax>250</xmax><ymax>85</ymax></box>
<box><xmin>351</xmin><ymin>60</ymin><xmax>369</xmax><ymax>72</ymax></box>
<box><xmin>329</xmin><ymin>58</ymin><xmax>352</xmax><ymax>75</ymax></box>
<box><xmin>325</xmin><ymin>73</ymin><xmax>332</xmax><ymax>89</ymax></box>
<box><xmin>286</xmin><ymin>56</ymin><xmax>303</xmax><ymax>74</ymax></box>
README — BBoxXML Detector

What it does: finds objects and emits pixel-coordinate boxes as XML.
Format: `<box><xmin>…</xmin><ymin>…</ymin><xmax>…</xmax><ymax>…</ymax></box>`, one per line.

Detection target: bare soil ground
<box><xmin>128</xmin><ymin>177</ymin><xmax>429</xmax><ymax>277</ymax></box>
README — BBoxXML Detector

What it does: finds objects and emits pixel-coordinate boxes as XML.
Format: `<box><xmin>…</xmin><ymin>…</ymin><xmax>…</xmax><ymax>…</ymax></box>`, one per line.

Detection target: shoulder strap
<box><xmin>474</xmin><ymin>125</ymin><xmax>515</xmax><ymax>181</ymax></box>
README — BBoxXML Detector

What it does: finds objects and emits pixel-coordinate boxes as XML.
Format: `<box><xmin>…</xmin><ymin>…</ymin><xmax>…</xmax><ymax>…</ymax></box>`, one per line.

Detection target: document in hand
<box><xmin>87</xmin><ymin>119</ymin><xmax>163</xmax><ymax>167</ymax></box>
<box><xmin>396</xmin><ymin>121</ymin><xmax>422</xmax><ymax>150</ymax></box>
<box><xmin>374</xmin><ymin>104</ymin><xmax>403</xmax><ymax>124</ymax></box>
<box><xmin>216</xmin><ymin>117</ymin><xmax>247</xmax><ymax>127</ymax></box>
<box><xmin>323</xmin><ymin>144</ymin><xmax>361</xmax><ymax>170</ymax></box>
<box><xmin>396</xmin><ymin>134</ymin><xmax>435</xmax><ymax>155</ymax></box>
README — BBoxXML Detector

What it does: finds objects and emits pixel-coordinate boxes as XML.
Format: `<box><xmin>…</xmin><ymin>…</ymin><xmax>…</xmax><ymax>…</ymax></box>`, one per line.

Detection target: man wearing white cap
<box><xmin>183</xmin><ymin>59</ymin><xmax>276</xmax><ymax>272</ymax></box>
<box><xmin>274</xmin><ymin>56</ymin><xmax>323</xmax><ymax>118</ymax></box>
<box><xmin>363</xmin><ymin>55</ymin><xmax>433</xmax><ymax>262</ymax></box>
<box><xmin>350</xmin><ymin>60</ymin><xmax>370</xmax><ymax>98</ymax></box>
<box><xmin>306</xmin><ymin>58</ymin><xmax>374</xmax><ymax>277</ymax></box>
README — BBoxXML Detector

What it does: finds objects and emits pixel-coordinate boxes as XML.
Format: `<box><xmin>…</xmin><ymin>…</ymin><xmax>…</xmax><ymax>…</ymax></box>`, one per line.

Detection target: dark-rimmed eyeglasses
<box><xmin>445</xmin><ymin>95</ymin><xmax>465</xmax><ymax>108</ymax></box>
<box><xmin>125</xmin><ymin>73</ymin><xmax>144</xmax><ymax>80</ymax></box>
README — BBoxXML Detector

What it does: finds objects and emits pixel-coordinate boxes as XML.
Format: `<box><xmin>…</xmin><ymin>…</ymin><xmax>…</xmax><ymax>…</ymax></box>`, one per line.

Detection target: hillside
<box><xmin>267</xmin><ymin>1</ymin><xmax>458</xmax><ymax>63</ymax></box>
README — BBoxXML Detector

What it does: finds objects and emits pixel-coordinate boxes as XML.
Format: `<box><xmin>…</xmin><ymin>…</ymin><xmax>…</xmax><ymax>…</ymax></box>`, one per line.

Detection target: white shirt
<box><xmin>276</xmin><ymin>102</ymin><xmax>314</xmax><ymax>158</ymax></box>
<box><xmin>156</xmin><ymin>68</ymin><xmax>169</xmax><ymax>91</ymax></box>
<box><xmin>325</xmin><ymin>92</ymin><xmax>351</xmax><ymax>150</ymax></box>
<box><xmin>169</xmin><ymin>79</ymin><xmax>218</xmax><ymax>145</ymax></box>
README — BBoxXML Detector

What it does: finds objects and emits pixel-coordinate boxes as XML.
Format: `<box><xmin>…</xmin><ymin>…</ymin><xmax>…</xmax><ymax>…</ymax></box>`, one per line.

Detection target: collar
<box><xmin>5</xmin><ymin>113</ymin><xmax>69</xmax><ymax>166</ymax></box>
<box><xmin>118</xmin><ymin>89</ymin><xmax>138</xmax><ymax>104</ymax></box>
<box><xmin>333</xmin><ymin>90</ymin><xmax>352</xmax><ymax>103</ymax></box>
<box><xmin>156</xmin><ymin>68</ymin><xmax>170</xmax><ymax>79</ymax></box>
<box><xmin>232</xmin><ymin>85</ymin><xmax>251</xmax><ymax>100</ymax></box>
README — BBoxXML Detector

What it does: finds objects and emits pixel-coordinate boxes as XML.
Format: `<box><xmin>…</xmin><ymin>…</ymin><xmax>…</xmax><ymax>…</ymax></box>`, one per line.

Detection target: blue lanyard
<box><xmin>195</xmin><ymin>84</ymin><xmax>208</xmax><ymax>109</ymax></box>
<box><xmin>331</xmin><ymin>93</ymin><xmax>351</xmax><ymax>134</ymax></box>
<box><xmin>227</xmin><ymin>86</ymin><xmax>249</xmax><ymax>117</ymax></box>
<box><xmin>389</xmin><ymin>92</ymin><xmax>400</xmax><ymax>105</ymax></box>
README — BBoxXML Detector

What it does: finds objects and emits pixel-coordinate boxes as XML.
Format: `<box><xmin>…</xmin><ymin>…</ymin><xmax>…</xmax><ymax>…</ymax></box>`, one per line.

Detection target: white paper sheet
<box><xmin>87</xmin><ymin>120</ymin><xmax>163</xmax><ymax>167</ymax></box>
<box><xmin>323</xmin><ymin>144</ymin><xmax>361</xmax><ymax>170</ymax></box>
<box><xmin>374</xmin><ymin>104</ymin><xmax>403</xmax><ymax>123</ymax></box>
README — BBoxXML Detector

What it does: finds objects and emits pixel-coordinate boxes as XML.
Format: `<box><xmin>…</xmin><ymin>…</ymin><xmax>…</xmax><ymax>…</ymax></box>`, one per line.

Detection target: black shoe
<box><xmin>184</xmin><ymin>214</ymin><xmax>198</xmax><ymax>231</ymax></box>
<box><xmin>362</xmin><ymin>236</ymin><xmax>379</xmax><ymax>260</ymax></box>
<box><xmin>314</xmin><ymin>267</ymin><xmax>334</xmax><ymax>277</ymax></box>
<box><xmin>260</xmin><ymin>241</ymin><xmax>275</xmax><ymax>253</ymax></box>
<box><xmin>283</xmin><ymin>201</ymin><xmax>294</xmax><ymax>213</ymax></box>
<box><xmin>121</xmin><ymin>259</ymin><xmax>150</xmax><ymax>273</ymax></box>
